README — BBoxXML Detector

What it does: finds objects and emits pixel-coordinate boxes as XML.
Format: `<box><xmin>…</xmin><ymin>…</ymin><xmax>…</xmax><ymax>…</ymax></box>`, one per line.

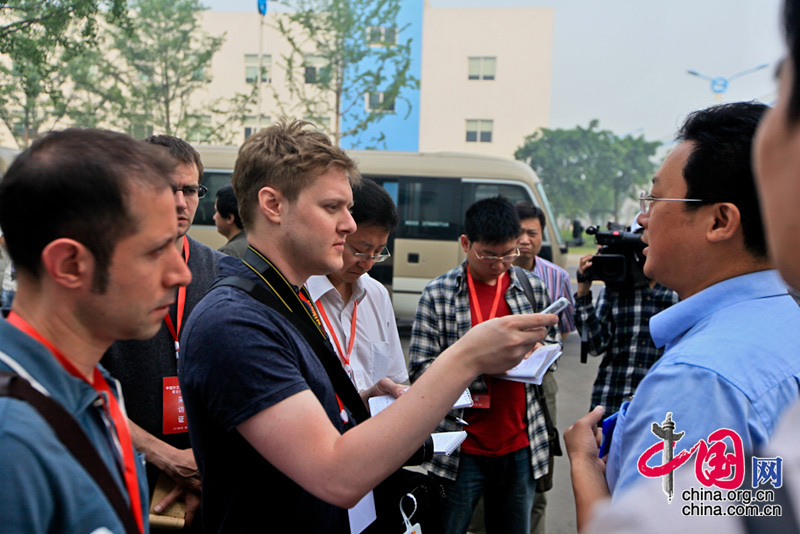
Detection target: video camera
<box><xmin>582</xmin><ymin>222</ymin><xmax>647</xmax><ymax>288</ymax></box>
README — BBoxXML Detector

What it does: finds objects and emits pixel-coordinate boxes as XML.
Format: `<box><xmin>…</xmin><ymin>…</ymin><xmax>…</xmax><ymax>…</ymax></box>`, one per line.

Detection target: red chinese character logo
<box><xmin>637</xmin><ymin>414</ymin><xmax>744</xmax><ymax>499</ymax></box>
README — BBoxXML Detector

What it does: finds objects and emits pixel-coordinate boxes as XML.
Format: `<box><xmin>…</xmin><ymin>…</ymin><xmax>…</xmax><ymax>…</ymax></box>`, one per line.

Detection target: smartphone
<box><xmin>541</xmin><ymin>297</ymin><xmax>570</xmax><ymax>316</ymax></box>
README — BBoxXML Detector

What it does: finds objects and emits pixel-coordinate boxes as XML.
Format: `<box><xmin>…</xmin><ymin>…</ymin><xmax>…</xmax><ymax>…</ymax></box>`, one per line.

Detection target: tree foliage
<box><xmin>0</xmin><ymin>0</ymin><xmax>127</xmax><ymax>65</ymax></box>
<box><xmin>273</xmin><ymin>0</ymin><xmax>419</xmax><ymax>146</ymax></box>
<box><xmin>515</xmin><ymin>120</ymin><xmax>661</xmax><ymax>224</ymax></box>
<box><xmin>0</xmin><ymin>0</ymin><xmax>129</xmax><ymax>147</ymax></box>
<box><xmin>88</xmin><ymin>0</ymin><xmax>238</xmax><ymax>141</ymax></box>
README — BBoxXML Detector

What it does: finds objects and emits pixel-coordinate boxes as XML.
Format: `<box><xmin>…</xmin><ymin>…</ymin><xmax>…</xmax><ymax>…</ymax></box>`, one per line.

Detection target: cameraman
<box><xmin>574</xmin><ymin>224</ymin><xmax>678</xmax><ymax>416</ymax></box>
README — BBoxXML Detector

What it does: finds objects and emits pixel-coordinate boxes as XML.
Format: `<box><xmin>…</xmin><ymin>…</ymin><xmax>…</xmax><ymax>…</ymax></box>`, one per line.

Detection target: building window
<box><xmin>186</xmin><ymin>115</ymin><xmax>214</xmax><ymax>143</ymax></box>
<box><xmin>244</xmin><ymin>115</ymin><xmax>270</xmax><ymax>139</ymax></box>
<box><xmin>192</xmin><ymin>66</ymin><xmax>206</xmax><ymax>82</ymax></box>
<box><xmin>468</xmin><ymin>57</ymin><xmax>496</xmax><ymax>80</ymax></box>
<box><xmin>365</xmin><ymin>91</ymin><xmax>395</xmax><ymax>112</ymax></box>
<box><xmin>466</xmin><ymin>120</ymin><xmax>493</xmax><ymax>143</ymax></box>
<box><xmin>304</xmin><ymin>55</ymin><xmax>328</xmax><ymax>84</ymax></box>
<box><xmin>304</xmin><ymin>116</ymin><xmax>331</xmax><ymax>132</ymax></box>
<box><xmin>129</xmin><ymin>122</ymin><xmax>153</xmax><ymax>139</ymax></box>
<box><xmin>245</xmin><ymin>54</ymin><xmax>271</xmax><ymax>84</ymax></box>
<box><xmin>367</xmin><ymin>26</ymin><xmax>397</xmax><ymax>46</ymax></box>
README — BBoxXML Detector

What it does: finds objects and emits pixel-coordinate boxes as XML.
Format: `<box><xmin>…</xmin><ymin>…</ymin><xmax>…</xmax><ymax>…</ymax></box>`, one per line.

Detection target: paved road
<box><xmin>541</xmin><ymin>332</ymin><xmax>601</xmax><ymax>533</ymax></box>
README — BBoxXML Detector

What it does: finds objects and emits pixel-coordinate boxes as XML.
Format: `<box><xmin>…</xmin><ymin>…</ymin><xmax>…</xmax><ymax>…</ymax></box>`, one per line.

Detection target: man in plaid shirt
<box><xmin>514</xmin><ymin>202</ymin><xmax>575</xmax><ymax>534</ymax></box>
<box><xmin>409</xmin><ymin>196</ymin><xmax>558</xmax><ymax>534</ymax></box>
<box><xmin>574</xmin><ymin>248</ymin><xmax>678</xmax><ymax>416</ymax></box>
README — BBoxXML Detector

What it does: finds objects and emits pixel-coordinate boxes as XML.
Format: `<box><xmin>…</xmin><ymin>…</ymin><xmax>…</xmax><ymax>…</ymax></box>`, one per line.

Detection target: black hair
<box><xmin>515</xmin><ymin>201</ymin><xmax>546</xmax><ymax>230</ymax></box>
<box><xmin>785</xmin><ymin>0</ymin><xmax>800</xmax><ymax>122</ymax></box>
<box><xmin>215</xmin><ymin>184</ymin><xmax>244</xmax><ymax>229</ymax></box>
<box><xmin>676</xmin><ymin>101</ymin><xmax>769</xmax><ymax>258</ymax></box>
<box><xmin>144</xmin><ymin>134</ymin><xmax>204</xmax><ymax>181</ymax></box>
<box><xmin>464</xmin><ymin>196</ymin><xmax>521</xmax><ymax>245</ymax></box>
<box><xmin>351</xmin><ymin>178</ymin><xmax>398</xmax><ymax>233</ymax></box>
<box><xmin>0</xmin><ymin>128</ymin><xmax>176</xmax><ymax>292</ymax></box>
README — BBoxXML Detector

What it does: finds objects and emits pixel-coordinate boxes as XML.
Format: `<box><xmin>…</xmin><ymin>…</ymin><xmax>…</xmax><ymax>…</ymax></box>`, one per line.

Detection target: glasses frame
<box><xmin>173</xmin><ymin>184</ymin><xmax>208</xmax><ymax>199</ymax></box>
<box><xmin>472</xmin><ymin>244</ymin><xmax>520</xmax><ymax>263</ymax></box>
<box><xmin>639</xmin><ymin>191</ymin><xmax>709</xmax><ymax>214</ymax></box>
<box><xmin>344</xmin><ymin>242</ymin><xmax>391</xmax><ymax>263</ymax></box>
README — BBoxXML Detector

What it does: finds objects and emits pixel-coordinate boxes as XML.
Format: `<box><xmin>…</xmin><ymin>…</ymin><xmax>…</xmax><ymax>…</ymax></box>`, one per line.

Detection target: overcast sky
<box><xmin>202</xmin><ymin>0</ymin><xmax>785</xmax><ymax>145</ymax></box>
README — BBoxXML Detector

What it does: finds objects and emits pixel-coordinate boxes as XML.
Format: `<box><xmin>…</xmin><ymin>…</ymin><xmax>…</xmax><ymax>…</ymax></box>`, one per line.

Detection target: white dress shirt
<box><xmin>306</xmin><ymin>273</ymin><xmax>409</xmax><ymax>391</ymax></box>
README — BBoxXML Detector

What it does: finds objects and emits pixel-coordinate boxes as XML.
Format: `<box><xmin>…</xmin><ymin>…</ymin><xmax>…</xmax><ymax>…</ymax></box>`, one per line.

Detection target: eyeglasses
<box><xmin>472</xmin><ymin>245</ymin><xmax>520</xmax><ymax>263</ymax></box>
<box><xmin>345</xmin><ymin>243</ymin><xmax>391</xmax><ymax>263</ymax></box>
<box><xmin>173</xmin><ymin>184</ymin><xmax>208</xmax><ymax>199</ymax></box>
<box><xmin>639</xmin><ymin>191</ymin><xmax>710</xmax><ymax>214</ymax></box>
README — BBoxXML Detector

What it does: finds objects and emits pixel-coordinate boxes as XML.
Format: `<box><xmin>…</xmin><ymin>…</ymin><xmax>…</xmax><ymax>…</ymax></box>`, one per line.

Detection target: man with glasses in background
<box><xmin>103</xmin><ymin>135</ymin><xmax>224</xmax><ymax>530</ymax></box>
<box><xmin>307</xmin><ymin>178</ymin><xmax>409</xmax><ymax>396</ymax></box>
<box><xmin>565</xmin><ymin>102</ymin><xmax>800</xmax><ymax>530</ymax></box>
<box><xmin>409</xmin><ymin>196</ymin><xmax>558</xmax><ymax>534</ymax></box>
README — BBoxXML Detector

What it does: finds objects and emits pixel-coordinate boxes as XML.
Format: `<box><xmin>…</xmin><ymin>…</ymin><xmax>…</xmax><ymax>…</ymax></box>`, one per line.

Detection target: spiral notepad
<box><xmin>432</xmin><ymin>431</ymin><xmax>468</xmax><ymax>456</ymax></box>
<box><xmin>368</xmin><ymin>388</ymin><xmax>474</xmax><ymax>416</ymax></box>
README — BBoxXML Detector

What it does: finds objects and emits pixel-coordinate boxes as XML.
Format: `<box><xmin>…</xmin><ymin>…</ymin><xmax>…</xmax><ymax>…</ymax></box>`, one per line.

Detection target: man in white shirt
<box><xmin>307</xmin><ymin>178</ymin><xmax>408</xmax><ymax>395</ymax></box>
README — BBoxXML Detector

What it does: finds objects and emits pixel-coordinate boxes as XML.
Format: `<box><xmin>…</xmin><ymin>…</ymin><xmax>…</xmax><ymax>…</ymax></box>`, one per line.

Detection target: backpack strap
<box><xmin>512</xmin><ymin>265</ymin><xmax>562</xmax><ymax>457</ymax></box>
<box><xmin>211</xmin><ymin>275</ymin><xmax>433</xmax><ymax>465</ymax></box>
<box><xmin>0</xmin><ymin>371</ymin><xmax>140</xmax><ymax>534</ymax></box>
<box><xmin>211</xmin><ymin>275</ymin><xmax>370</xmax><ymax>424</ymax></box>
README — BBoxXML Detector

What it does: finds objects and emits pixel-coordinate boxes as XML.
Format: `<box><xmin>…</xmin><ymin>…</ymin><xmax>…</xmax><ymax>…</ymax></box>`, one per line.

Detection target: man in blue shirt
<box><xmin>565</xmin><ymin>101</ymin><xmax>800</xmax><ymax>530</ymax></box>
<box><xmin>0</xmin><ymin>129</ymin><xmax>192</xmax><ymax>533</ymax></box>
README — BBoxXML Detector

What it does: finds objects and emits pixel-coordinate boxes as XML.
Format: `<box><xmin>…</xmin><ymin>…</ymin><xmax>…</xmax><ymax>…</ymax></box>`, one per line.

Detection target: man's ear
<box><xmin>257</xmin><ymin>186</ymin><xmax>284</xmax><ymax>224</ymax></box>
<box><xmin>460</xmin><ymin>234</ymin><xmax>470</xmax><ymax>254</ymax></box>
<box><xmin>40</xmin><ymin>238</ymin><xmax>94</xmax><ymax>290</ymax></box>
<box><xmin>706</xmin><ymin>202</ymin><xmax>741</xmax><ymax>244</ymax></box>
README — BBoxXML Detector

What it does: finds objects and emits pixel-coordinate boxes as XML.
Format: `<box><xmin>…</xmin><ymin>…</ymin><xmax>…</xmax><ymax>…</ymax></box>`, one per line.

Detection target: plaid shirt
<box><xmin>574</xmin><ymin>283</ymin><xmax>679</xmax><ymax>415</ymax></box>
<box><xmin>408</xmin><ymin>262</ymin><xmax>557</xmax><ymax>482</ymax></box>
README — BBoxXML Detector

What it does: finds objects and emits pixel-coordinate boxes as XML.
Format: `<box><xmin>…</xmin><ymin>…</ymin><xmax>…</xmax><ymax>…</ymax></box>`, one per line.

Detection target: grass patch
<box><xmin>565</xmin><ymin>244</ymin><xmax>598</xmax><ymax>256</ymax></box>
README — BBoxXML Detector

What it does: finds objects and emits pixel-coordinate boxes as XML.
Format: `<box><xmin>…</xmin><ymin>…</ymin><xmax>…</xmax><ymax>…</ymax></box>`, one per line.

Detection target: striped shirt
<box><xmin>574</xmin><ymin>283</ymin><xmax>679</xmax><ymax>415</ymax></box>
<box><xmin>532</xmin><ymin>256</ymin><xmax>576</xmax><ymax>336</ymax></box>
<box><xmin>408</xmin><ymin>262</ymin><xmax>557</xmax><ymax>482</ymax></box>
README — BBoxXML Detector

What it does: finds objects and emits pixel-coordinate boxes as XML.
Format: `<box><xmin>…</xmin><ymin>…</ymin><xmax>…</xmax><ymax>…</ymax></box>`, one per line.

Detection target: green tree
<box><xmin>273</xmin><ymin>0</ymin><xmax>419</xmax><ymax>146</ymax></box>
<box><xmin>515</xmin><ymin>120</ymin><xmax>661</xmax><ymax>224</ymax></box>
<box><xmin>0</xmin><ymin>0</ymin><xmax>129</xmax><ymax>147</ymax></box>
<box><xmin>88</xmin><ymin>0</ymin><xmax>246</xmax><ymax>142</ymax></box>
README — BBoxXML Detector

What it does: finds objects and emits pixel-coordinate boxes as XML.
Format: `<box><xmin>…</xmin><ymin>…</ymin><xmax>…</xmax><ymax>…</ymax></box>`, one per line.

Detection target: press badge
<box><xmin>163</xmin><ymin>376</ymin><xmax>188</xmax><ymax>434</ymax></box>
<box><xmin>470</xmin><ymin>393</ymin><xmax>491</xmax><ymax>409</ymax></box>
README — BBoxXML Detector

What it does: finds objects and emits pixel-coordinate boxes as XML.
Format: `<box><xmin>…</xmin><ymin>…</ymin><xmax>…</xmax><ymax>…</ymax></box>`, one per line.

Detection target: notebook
<box><xmin>432</xmin><ymin>431</ymin><xmax>468</xmax><ymax>456</ymax></box>
<box><xmin>368</xmin><ymin>388</ymin><xmax>473</xmax><ymax>416</ymax></box>
<box><xmin>494</xmin><ymin>343</ymin><xmax>562</xmax><ymax>385</ymax></box>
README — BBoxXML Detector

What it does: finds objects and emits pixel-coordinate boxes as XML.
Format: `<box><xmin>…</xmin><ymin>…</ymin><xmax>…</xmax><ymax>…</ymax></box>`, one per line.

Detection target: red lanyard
<box><xmin>298</xmin><ymin>291</ymin><xmax>350</xmax><ymax>423</ymax></box>
<box><xmin>7</xmin><ymin>312</ymin><xmax>144</xmax><ymax>533</ymax></box>
<box><xmin>315</xmin><ymin>299</ymin><xmax>357</xmax><ymax>369</ymax></box>
<box><xmin>163</xmin><ymin>235</ymin><xmax>190</xmax><ymax>360</ymax></box>
<box><xmin>466</xmin><ymin>268</ymin><xmax>506</xmax><ymax>324</ymax></box>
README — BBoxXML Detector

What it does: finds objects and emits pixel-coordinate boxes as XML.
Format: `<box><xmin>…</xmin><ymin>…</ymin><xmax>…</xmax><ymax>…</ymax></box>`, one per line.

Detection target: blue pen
<box><xmin>598</xmin><ymin>412</ymin><xmax>618</xmax><ymax>458</ymax></box>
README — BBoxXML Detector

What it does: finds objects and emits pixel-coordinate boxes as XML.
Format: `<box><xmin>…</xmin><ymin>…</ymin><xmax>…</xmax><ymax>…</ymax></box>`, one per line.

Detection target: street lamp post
<box><xmin>257</xmin><ymin>0</ymin><xmax>268</xmax><ymax>129</ymax></box>
<box><xmin>687</xmin><ymin>63</ymin><xmax>770</xmax><ymax>100</ymax></box>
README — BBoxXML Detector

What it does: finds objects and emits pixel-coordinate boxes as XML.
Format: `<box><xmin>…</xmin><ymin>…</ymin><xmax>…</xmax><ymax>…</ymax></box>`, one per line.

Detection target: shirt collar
<box><xmin>650</xmin><ymin>270</ymin><xmax>787</xmax><ymax>349</ymax></box>
<box><xmin>305</xmin><ymin>273</ymin><xmax>368</xmax><ymax>305</ymax></box>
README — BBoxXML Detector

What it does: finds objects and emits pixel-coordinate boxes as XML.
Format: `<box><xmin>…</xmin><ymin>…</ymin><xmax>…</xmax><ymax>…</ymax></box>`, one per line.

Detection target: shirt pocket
<box><xmin>368</xmin><ymin>341</ymin><xmax>392</xmax><ymax>385</ymax></box>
